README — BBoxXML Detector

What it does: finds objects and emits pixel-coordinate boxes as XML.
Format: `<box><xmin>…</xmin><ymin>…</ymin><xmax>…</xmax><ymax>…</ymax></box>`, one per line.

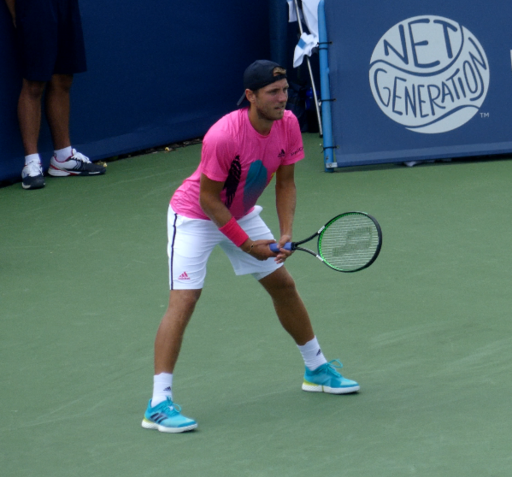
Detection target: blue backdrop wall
<box><xmin>0</xmin><ymin>0</ymin><xmax>273</xmax><ymax>184</ymax></box>
<box><xmin>322</xmin><ymin>0</ymin><xmax>512</xmax><ymax>167</ymax></box>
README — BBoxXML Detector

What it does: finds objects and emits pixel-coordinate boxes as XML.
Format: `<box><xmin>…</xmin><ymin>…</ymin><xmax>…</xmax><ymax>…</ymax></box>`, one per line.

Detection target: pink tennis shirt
<box><xmin>170</xmin><ymin>107</ymin><xmax>305</xmax><ymax>220</ymax></box>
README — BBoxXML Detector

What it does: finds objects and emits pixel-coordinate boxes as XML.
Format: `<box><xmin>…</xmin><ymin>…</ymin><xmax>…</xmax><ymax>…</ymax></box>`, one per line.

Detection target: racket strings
<box><xmin>319</xmin><ymin>214</ymin><xmax>380</xmax><ymax>271</ymax></box>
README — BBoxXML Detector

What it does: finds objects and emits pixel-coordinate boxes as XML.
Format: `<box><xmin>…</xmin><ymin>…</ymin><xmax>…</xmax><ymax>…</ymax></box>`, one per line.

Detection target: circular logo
<box><xmin>369</xmin><ymin>16</ymin><xmax>490</xmax><ymax>134</ymax></box>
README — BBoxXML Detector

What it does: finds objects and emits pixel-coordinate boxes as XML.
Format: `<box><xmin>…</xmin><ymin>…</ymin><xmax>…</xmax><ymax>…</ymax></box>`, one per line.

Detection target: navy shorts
<box><xmin>15</xmin><ymin>0</ymin><xmax>87</xmax><ymax>81</ymax></box>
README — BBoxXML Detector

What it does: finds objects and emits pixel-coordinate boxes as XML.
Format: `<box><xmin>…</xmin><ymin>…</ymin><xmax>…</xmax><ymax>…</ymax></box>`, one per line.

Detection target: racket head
<box><xmin>317</xmin><ymin>212</ymin><xmax>382</xmax><ymax>272</ymax></box>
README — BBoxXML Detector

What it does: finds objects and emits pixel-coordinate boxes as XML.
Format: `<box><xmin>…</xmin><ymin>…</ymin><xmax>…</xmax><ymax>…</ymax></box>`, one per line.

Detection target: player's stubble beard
<box><xmin>254</xmin><ymin>101</ymin><xmax>287</xmax><ymax>123</ymax></box>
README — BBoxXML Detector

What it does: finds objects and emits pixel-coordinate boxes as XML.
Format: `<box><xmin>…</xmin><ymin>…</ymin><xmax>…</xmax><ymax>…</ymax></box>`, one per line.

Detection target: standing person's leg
<box><xmin>154</xmin><ymin>289</ymin><xmax>202</xmax><ymax>376</ymax></box>
<box><xmin>259</xmin><ymin>267</ymin><xmax>360</xmax><ymax>394</ymax></box>
<box><xmin>142</xmin><ymin>207</ymin><xmax>217</xmax><ymax>434</ymax></box>
<box><xmin>46</xmin><ymin>73</ymin><xmax>106</xmax><ymax>177</ymax></box>
<box><xmin>259</xmin><ymin>266</ymin><xmax>314</xmax><ymax>346</ymax></box>
<box><xmin>142</xmin><ymin>289</ymin><xmax>201</xmax><ymax>434</ymax></box>
<box><xmin>14</xmin><ymin>0</ymin><xmax>57</xmax><ymax>189</ymax></box>
<box><xmin>45</xmin><ymin>0</ymin><xmax>105</xmax><ymax>178</ymax></box>
<box><xmin>45</xmin><ymin>73</ymin><xmax>73</xmax><ymax>150</ymax></box>
<box><xmin>18</xmin><ymin>79</ymin><xmax>46</xmax><ymax>189</ymax></box>
<box><xmin>18</xmin><ymin>79</ymin><xmax>46</xmax><ymax>155</ymax></box>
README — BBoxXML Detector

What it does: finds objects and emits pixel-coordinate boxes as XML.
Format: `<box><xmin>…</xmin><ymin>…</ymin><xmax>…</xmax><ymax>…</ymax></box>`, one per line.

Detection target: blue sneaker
<box><xmin>141</xmin><ymin>397</ymin><xmax>197</xmax><ymax>433</ymax></box>
<box><xmin>302</xmin><ymin>360</ymin><xmax>360</xmax><ymax>394</ymax></box>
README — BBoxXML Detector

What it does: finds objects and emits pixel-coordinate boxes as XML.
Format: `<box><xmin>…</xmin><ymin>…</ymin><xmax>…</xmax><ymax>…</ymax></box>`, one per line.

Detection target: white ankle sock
<box><xmin>151</xmin><ymin>372</ymin><xmax>173</xmax><ymax>407</ymax></box>
<box><xmin>54</xmin><ymin>146</ymin><xmax>72</xmax><ymax>162</ymax></box>
<box><xmin>25</xmin><ymin>153</ymin><xmax>41</xmax><ymax>165</ymax></box>
<box><xmin>298</xmin><ymin>337</ymin><xmax>327</xmax><ymax>371</ymax></box>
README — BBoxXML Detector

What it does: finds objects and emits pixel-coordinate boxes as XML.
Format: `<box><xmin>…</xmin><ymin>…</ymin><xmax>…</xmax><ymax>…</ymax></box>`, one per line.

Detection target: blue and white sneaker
<box><xmin>302</xmin><ymin>359</ymin><xmax>360</xmax><ymax>394</ymax></box>
<box><xmin>141</xmin><ymin>397</ymin><xmax>197</xmax><ymax>433</ymax></box>
<box><xmin>49</xmin><ymin>149</ymin><xmax>106</xmax><ymax>177</ymax></box>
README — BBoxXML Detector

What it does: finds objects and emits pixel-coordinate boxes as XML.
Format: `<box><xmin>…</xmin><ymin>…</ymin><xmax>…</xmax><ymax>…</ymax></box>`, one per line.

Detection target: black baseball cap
<box><xmin>237</xmin><ymin>60</ymin><xmax>287</xmax><ymax>106</ymax></box>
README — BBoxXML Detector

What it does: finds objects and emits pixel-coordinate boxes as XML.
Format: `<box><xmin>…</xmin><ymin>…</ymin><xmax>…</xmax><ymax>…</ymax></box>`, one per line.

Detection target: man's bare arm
<box><xmin>275</xmin><ymin>163</ymin><xmax>297</xmax><ymax>241</ymax></box>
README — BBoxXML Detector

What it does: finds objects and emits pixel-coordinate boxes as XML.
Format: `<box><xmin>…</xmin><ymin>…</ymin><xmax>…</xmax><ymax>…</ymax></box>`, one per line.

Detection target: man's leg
<box><xmin>142</xmin><ymin>289</ymin><xmax>201</xmax><ymax>433</ymax></box>
<box><xmin>45</xmin><ymin>74</ymin><xmax>73</xmax><ymax>150</ymax></box>
<box><xmin>45</xmin><ymin>73</ymin><xmax>106</xmax><ymax>177</ymax></box>
<box><xmin>154</xmin><ymin>289</ymin><xmax>202</xmax><ymax>375</ymax></box>
<box><xmin>18</xmin><ymin>79</ymin><xmax>46</xmax><ymax>189</ymax></box>
<box><xmin>259</xmin><ymin>266</ymin><xmax>360</xmax><ymax>394</ymax></box>
<box><xmin>258</xmin><ymin>266</ymin><xmax>314</xmax><ymax>346</ymax></box>
<box><xmin>18</xmin><ymin>79</ymin><xmax>46</xmax><ymax>155</ymax></box>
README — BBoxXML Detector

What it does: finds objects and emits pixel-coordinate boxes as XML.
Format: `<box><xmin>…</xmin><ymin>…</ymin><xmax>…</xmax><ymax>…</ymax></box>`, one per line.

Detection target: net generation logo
<box><xmin>369</xmin><ymin>15</ymin><xmax>490</xmax><ymax>134</ymax></box>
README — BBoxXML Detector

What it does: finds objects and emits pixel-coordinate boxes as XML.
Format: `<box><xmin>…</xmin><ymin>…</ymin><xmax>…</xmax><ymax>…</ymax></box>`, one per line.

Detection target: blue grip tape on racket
<box><xmin>269</xmin><ymin>242</ymin><xmax>293</xmax><ymax>252</ymax></box>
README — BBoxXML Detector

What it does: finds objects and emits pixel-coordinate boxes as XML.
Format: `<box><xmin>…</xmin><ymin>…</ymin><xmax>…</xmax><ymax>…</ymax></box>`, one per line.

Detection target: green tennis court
<box><xmin>1</xmin><ymin>134</ymin><xmax>512</xmax><ymax>476</ymax></box>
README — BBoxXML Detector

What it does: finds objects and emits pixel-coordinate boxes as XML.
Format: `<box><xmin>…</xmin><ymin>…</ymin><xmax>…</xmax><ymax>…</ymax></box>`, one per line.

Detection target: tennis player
<box><xmin>142</xmin><ymin>60</ymin><xmax>360</xmax><ymax>433</ymax></box>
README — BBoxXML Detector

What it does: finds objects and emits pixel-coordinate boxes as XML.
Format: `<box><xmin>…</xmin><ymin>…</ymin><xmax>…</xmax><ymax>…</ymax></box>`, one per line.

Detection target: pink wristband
<box><xmin>219</xmin><ymin>217</ymin><xmax>249</xmax><ymax>247</ymax></box>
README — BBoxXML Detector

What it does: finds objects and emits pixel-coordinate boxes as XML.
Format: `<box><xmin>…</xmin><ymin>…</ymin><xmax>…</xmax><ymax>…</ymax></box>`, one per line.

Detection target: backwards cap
<box><xmin>237</xmin><ymin>60</ymin><xmax>287</xmax><ymax>106</ymax></box>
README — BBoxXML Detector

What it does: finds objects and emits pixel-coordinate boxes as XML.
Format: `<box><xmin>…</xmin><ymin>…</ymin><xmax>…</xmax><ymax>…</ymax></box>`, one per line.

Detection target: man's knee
<box><xmin>261</xmin><ymin>267</ymin><xmax>297</xmax><ymax>294</ymax></box>
<box><xmin>49</xmin><ymin>74</ymin><xmax>74</xmax><ymax>93</ymax></box>
<box><xmin>169</xmin><ymin>289</ymin><xmax>202</xmax><ymax>310</ymax></box>
<box><xmin>21</xmin><ymin>79</ymin><xmax>46</xmax><ymax>99</ymax></box>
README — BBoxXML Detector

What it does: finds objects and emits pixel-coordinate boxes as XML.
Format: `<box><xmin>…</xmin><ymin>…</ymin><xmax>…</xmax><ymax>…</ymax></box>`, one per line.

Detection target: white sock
<box><xmin>54</xmin><ymin>146</ymin><xmax>73</xmax><ymax>162</ymax></box>
<box><xmin>25</xmin><ymin>153</ymin><xmax>41</xmax><ymax>165</ymax></box>
<box><xmin>298</xmin><ymin>337</ymin><xmax>327</xmax><ymax>371</ymax></box>
<box><xmin>151</xmin><ymin>372</ymin><xmax>173</xmax><ymax>407</ymax></box>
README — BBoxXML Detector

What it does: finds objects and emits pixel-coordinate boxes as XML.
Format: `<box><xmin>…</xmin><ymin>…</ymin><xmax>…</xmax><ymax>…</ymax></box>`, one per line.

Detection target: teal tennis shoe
<box><xmin>303</xmin><ymin>359</ymin><xmax>360</xmax><ymax>394</ymax></box>
<box><xmin>141</xmin><ymin>397</ymin><xmax>197</xmax><ymax>433</ymax></box>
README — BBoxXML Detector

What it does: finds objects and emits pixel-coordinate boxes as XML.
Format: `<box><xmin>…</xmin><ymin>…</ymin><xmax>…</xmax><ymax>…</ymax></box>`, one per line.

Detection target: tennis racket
<box><xmin>269</xmin><ymin>212</ymin><xmax>382</xmax><ymax>272</ymax></box>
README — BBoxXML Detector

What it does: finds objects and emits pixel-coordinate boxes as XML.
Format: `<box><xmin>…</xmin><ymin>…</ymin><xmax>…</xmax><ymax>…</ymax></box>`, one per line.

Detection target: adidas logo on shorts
<box><xmin>178</xmin><ymin>272</ymin><xmax>190</xmax><ymax>280</ymax></box>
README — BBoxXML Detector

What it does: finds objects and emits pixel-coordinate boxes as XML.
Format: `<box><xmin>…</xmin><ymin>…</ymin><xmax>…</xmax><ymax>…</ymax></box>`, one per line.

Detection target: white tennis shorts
<box><xmin>167</xmin><ymin>205</ymin><xmax>282</xmax><ymax>290</ymax></box>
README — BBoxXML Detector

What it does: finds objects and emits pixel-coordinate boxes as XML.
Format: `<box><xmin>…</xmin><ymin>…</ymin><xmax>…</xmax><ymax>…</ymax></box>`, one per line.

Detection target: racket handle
<box><xmin>269</xmin><ymin>242</ymin><xmax>292</xmax><ymax>252</ymax></box>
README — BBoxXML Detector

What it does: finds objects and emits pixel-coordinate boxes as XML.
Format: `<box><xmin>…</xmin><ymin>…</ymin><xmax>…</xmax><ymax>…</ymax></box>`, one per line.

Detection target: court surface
<box><xmin>1</xmin><ymin>134</ymin><xmax>512</xmax><ymax>477</ymax></box>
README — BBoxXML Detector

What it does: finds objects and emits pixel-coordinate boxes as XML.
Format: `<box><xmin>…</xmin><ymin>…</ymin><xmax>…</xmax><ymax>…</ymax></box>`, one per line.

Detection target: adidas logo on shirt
<box><xmin>178</xmin><ymin>272</ymin><xmax>190</xmax><ymax>280</ymax></box>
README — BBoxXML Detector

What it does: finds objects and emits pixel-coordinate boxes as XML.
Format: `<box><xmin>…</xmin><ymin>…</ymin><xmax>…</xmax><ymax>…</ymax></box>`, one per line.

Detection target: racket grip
<box><xmin>269</xmin><ymin>242</ymin><xmax>292</xmax><ymax>252</ymax></box>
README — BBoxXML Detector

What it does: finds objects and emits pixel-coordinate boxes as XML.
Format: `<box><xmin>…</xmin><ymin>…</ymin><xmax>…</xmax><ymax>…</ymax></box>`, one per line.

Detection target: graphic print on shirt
<box><xmin>243</xmin><ymin>160</ymin><xmax>268</xmax><ymax>213</ymax></box>
<box><xmin>223</xmin><ymin>155</ymin><xmax>241</xmax><ymax>208</ymax></box>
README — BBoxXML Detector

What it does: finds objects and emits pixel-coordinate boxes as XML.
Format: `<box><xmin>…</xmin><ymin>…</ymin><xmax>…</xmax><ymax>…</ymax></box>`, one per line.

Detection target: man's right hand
<box><xmin>241</xmin><ymin>239</ymin><xmax>277</xmax><ymax>261</ymax></box>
